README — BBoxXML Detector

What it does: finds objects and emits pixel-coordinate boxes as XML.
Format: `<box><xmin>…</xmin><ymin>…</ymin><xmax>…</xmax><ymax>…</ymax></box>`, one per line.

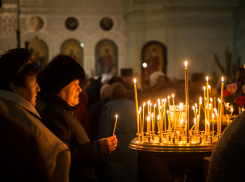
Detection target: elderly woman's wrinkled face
<box><xmin>15</xmin><ymin>75</ymin><xmax>40</xmax><ymax>106</ymax></box>
<box><xmin>59</xmin><ymin>79</ymin><xmax>82</xmax><ymax>106</ymax></box>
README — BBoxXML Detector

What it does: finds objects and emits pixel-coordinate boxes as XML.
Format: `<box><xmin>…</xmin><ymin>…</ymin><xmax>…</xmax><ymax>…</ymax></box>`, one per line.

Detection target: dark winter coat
<box><xmin>36</xmin><ymin>95</ymin><xmax>104</xmax><ymax>182</ymax></box>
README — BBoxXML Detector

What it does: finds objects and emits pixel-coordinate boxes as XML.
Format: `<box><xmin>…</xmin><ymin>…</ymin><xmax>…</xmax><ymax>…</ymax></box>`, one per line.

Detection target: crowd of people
<box><xmin>1</xmin><ymin>48</ymin><xmax>245</xmax><ymax>182</ymax></box>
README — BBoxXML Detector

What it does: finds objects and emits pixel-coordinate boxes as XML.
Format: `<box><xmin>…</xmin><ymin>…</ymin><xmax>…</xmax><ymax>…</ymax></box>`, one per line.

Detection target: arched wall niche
<box><xmin>60</xmin><ymin>39</ymin><xmax>83</xmax><ymax>65</ymax></box>
<box><xmin>141</xmin><ymin>41</ymin><xmax>167</xmax><ymax>84</ymax></box>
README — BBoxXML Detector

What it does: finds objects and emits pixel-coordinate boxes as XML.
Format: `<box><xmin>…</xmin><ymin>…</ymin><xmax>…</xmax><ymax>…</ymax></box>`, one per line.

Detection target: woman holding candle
<box><xmin>36</xmin><ymin>55</ymin><xmax>118</xmax><ymax>182</ymax></box>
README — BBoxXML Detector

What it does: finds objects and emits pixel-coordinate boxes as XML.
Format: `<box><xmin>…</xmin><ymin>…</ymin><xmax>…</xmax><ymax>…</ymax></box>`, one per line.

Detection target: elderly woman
<box><xmin>35</xmin><ymin>55</ymin><xmax>118</xmax><ymax>182</ymax></box>
<box><xmin>0</xmin><ymin>48</ymin><xmax>70</xmax><ymax>182</ymax></box>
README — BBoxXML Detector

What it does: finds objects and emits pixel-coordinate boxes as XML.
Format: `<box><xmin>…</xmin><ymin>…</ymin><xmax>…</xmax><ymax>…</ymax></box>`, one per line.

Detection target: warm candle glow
<box><xmin>134</xmin><ymin>78</ymin><xmax>136</xmax><ymax>84</ymax></box>
<box><xmin>115</xmin><ymin>115</ymin><xmax>118</xmax><ymax>118</ymax></box>
<box><xmin>207</xmin><ymin>121</ymin><xmax>210</xmax><ymax>126</ymax></box>
<box><xmin>185</xmin><ymin>61</ymin><xmax>187</xmax><ymax>68</ymax></box>
<box><xmin>231</xmin><ymin>107</ymin><xmax>233</xmax><ymax>112</ymax></box>
<box><xmin>194</xmin><ymin>118</ymin><xmax>196</xmax><ymax>125</ymax></box>
<box><xmin>204</xmin><ymin>86</ymin><xmax>206</xmax><ymax>91</ymax></box>
<box><xmin>222</xmin><ymin>77</ymin><xmax>224</xmax><ymax>83</ymax></box>
<box><xmin>167</xmin><ymin>110</ymin><xmax>169</xmax><ymax>114</ymax></box>
<box><xmin>210</xmin><ymin>98</ymin><xmax>213</xmax><ymax>102</ymax></box>
<box><xmin>192</xmin><ymin>106</ymin><xmax>195</xmax><ymax>111</ymax></box>
<box><xmin>162</xmin><ymin>99</ymin><xmax>164</xmax><ymax>103</ymax></box>
<box><xmin>206</xmin><ymin>76</ymin><xmax>208</xmax><ymax>82</ymax></box>
<box><xmin>143</xmin><ymin>102</ymin><xmax>145</xmax><ymax>107</ymax></box>
<box><xmin>157</xmin><ymin>115</ymin><xmax>159</xmax><ymax>121</ymax></box>
<box><xmin>151</xmin><ymin>113</ymin><xmax>154</xmax><ymax>119</ymax></box>
<box><xmin>208</xmin><ymin>85</ymin><xmax>211</xmax><ymax>89</ymax></box>
<box><xmin>227</xmin><ymin>103</ymin><xmax>229</xmax><ymax>107</ymax></box>
<box><xmin>154</xmin><ymin>103</ymin><xmax>156</xmax><ymax>108</ymax></box>
<box><xmin>138</xmin><ymin>107</ymin><xmax>141</xmax><ymax>114</ymax></box>
<box><xmin>147</xmin><ymin>116</ymin><xmax>150</xmax><ymax>122</ymax></box>
<box><xmin>199</xmin><ymin>97</ymin><xmax>202</xmax><ymax>104</ymax></box>
<box><xmin>158</xmin><ymin>99</ymin><xmax>160</xmax><ymax>103</ymax></box>
<box><xmin>180</xmin><ymin>118</ymin><xmax>183</xmax><ymax>125</ymax></box>
<box><xmin>148</xmin><ymin>100</ymin><xmax>150</xmax><ymax>105</ymax></box>
<box><xmin>212</xmin><ymin>113</ymin><xmax>214</xmax><ymax>119</ymax></box>
<box><xmin>172</xmin><ymin>94</ymin><xmax>174</xmax><ymax>99</ymax></box>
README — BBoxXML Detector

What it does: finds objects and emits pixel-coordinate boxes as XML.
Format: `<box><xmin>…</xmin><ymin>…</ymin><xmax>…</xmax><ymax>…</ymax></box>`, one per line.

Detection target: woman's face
<box><xmin>59</xmin><ymin>79</ymin><xmax>82</xmax><ymax>106</ymax></box>
<box><xmin>16</xmin><ymin>75</ymin><xmax>40</xmax><ymax>106</ymax></box>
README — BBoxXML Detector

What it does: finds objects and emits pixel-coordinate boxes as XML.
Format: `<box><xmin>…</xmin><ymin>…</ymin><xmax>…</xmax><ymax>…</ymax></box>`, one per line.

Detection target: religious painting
<box><xmin>29</xmin><ymin>17</ymin><xmax>44</xmax><ymax>31</ymax></box>
<box><xmin>142</xmin><ymin>41</ymin><xmax>167</xmax><ymax>83</ymax></box>
<box><xmin>60</xmin><ymin>39</ymin><xmax>83</xmax><ymax>65</ymax></box>
<box><xmin>65</xmin><ymin>17</ymin><xmax>79</xmax><ymax>30</ymax></box>
<box><xmin>100</xmin><ymin>17</ymin><xmax>113</xmax><ymax>31</ymax></box>
<box><xmin>95</xmin><ymin>39</ymin><xmax>117</xmax><ymax>76</ymax></box>
<box><xmin>27</xmin><ymin>37</ymin><xmax>48</xmax><ymax>67</ymax></box>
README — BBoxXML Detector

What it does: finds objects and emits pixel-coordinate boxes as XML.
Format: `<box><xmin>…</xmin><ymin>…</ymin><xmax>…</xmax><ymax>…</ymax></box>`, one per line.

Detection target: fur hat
<box><xmin>37</xmin><ymin>55</ymin><xmax>85</xmax><ymax>95</ymax></box>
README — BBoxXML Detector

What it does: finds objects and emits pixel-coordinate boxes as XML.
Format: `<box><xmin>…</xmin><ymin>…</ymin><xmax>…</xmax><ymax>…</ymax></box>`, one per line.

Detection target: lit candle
<box><xmin>139</xmin><ymin>107</ymin><xmax>142</xmax><ymax>136</ymax></box>
<box><xmin>194</xmin><ymin>118</ymin><xmax>196</xmax><ymax>134</ymax></box>
<box><xmin>150</xmin><ymin>103</ymin><xmax>152</xmax><ymax>115</ymax></box>
<box><xmin>180</xmin><ymin>118</ymin><xmax>183</xmax><ymax>135</ymax></box>
<box><xmin>212</xmin><ymin>113</ymin><xmax>214</xmax><ymax>132</ymax></box>
<box><xmin>210</xmin><ymin>98</ymin><xmax>213</xmax><ymax>114</ymax></box>
<box><xmin>112</xmin><ymin>115</ymin><xmax>118</xmax><ymax>135</ymax></box>
<box><xmin>220</xmin><ymin>77</ymin><xmax>224</xmax><ymax>125</ymax></box>
<box><xmin>206</xmin><ymin>76</ymin><xmax>210</xmax><ymax>134</ymax></box>
<box><xmin>167</xmin><ymin>110</ymin><xmax>171</xmax><ymax>132</ymax></box>
<box><xmin>154</xmin><ymin>104</ymin><xmax>156</xmax><ymax>134</ymax></box>
<box><xmin>207</xmin><ymin>120</ymin><xmax>210</xmax><ymax>134</ymax></box>
<box><xmin>217</xmin><ymin>98</ymin><xmax>221</xmax><ymax>134</ymax></box>
<box><xmin>164</xmin><ymin>99</ymin><xmax>166</xmax><ymax>134</ymax></box>
<box><xmin>159</xmin><ymin>106</ymin><xmax>162</xmax><ymax>138</ymax></box>
<box><xmin>185</xmin><ymin>61</ymin><xmax>189</xmax><ymax>142</ymax></box>
<box><xmin>172</xmin><ymin>94</ymin><xmax>175</xmax><ymax>106</ymax></box>
<box><xmin>147</xmin><ymin>116</ymin><xmax>150</xmax><ymax>137</ymax></box>
<box><xmin>151</xmin><ymin>113</ymin><xmax>154</xmax><ymax>138</ymax></box>
<box><xmin>214</xmin><ymin>97</ymin><xmax>216</xmax><ymax>111</ymax></box>
<box><xmin>134</xmin><ymin>79</ymin><xmax>139</xmax><ymax>137</ymax></box>
<box><xmin>198</xmin><ymin>97</ymin><xmax>202</xmax><ymax>134</ymax></box>
<box><xmin>204</xmin><ymin>86</ymin><xmax>207</xmax><ymax>134</ymax></box>
<box><xmin>142</xmin><ymin>103</ymin><xmax>145</xmax><ymax>134</ymax></box>
<box><xmin>157</xmin><ymin>115</ymin><xmax>159</xmax><ymax>132</ymax></box>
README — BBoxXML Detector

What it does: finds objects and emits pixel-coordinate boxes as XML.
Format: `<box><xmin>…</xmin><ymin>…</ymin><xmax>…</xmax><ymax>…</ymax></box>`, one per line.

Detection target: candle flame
<box><xmin>208</xmin><ymin>85</ymin><xmax>211</xmax><ymax>89</ymax></box>
<box><xmin>154</xmin><ymin>103</ymin><xmax>156</xmax><ymax>108</ymax></box>
<box><xmin>148</xmin><ymin>100</ymin><xmax>150</xmax><ymax>105</ymax></box>
<box><xmin>172</xmin><ymin>94</ymin><xmax>174</xmax><ymax>98</ymax></box>
<box><xmin>180</xmin><ymin>118</ymin><xmax>183</xmax><ymax>125</ymax></box>
<box><xmin>138</xmin><ymin>107</ymin><xmax>141</xmax><ymax>114</ymax></box>
<box><xmin>212</xmin><ymin>113</ymin><xmax>214</xmax><ymax>119</ymax></box>
<box><xmin>147</xmin><ymin>116</ymin><xmax>150</xmax><ymax>122</ymax></box>
<box><xmin>227</xmin><ymin>103</ymin><xmax>229</xmax><ymax>107</ymax></box>
<box><xmin>150</xmin><ymin>103</ymin><xmax>152</xmax><ymax>107</ymax></box>
<box><xmin>206</xmin><ymin>76</ymin><xmax>208</xmax><ymax>82</ymax></box>
<box><xmin>194</xmin><ymin>118</ymin><xmax>196</xmax><ymax>125</ymax></box>
<box><xmin>218</xmin><ymin>98</ymin><xmax>221</xmax><ymax>103</ymax></box>
<box><xmin>158</xmin><ymin>99</ymin><xmax>160</xmax><ymax>103</ymax></box>
<box><xmin>195</xmin><ymin>103</ymin><xmax>197</xmax><ymax>108</ymax></box>
<box><xmin>143</xmin><ymin>102</ymin><xmax>145</xmax><ymax>107</ymax></box>
<box><xmin>167</xmin><ymin>110</ymin><xmax>169</xmax><ymax>114</ymax></box>
<box><xmin>197</xmin><ymin>114</ymin><xmax>199</xmax><ymax>119</ymax></box>
<box><xmin>199</xmin><ymin>97</ymin><xmax>202</xmax><ymax>103</ymax></box>
<box><xmin>162</xmin><ymin>99</ymin><xmax>164</xmax><ymax>103</ymax></box>
<box><xmin>134</xmin><ymin>78</ymin><xmax>136</xmax><ymax>84</ymax></box>
<box><xmin>115</xmin><ymin>115</ymin><xmax>118</xmax><ymax>118</ymax></box>
<box><xmin>207</xmin><ymin>121</ymin><xmax>210</xmax><ymax>126</ymax></box>
<box><xmin>192</xmin><ymin>106</ymin><xmax>195</xmax><ymax>111</ymax></box>
<box><xmin>185</xmin><ymin>61</ymin><xmax>187</xmax><ymax>68</ymax></box>
<box><xmin>222</xmin><ymin>77</ymin><xmax>224</xmax><ymax>82</ymax></box>
<box><xmin>168</xmin><ymin>96</ymin><xmax>170</xmax><ymax>100</ymax></box>
<box><xmin>157</xmin><ymin>115</ymin><xmax>159</xmax><ymax>120</ymax></box>
<box><xmin>151</xmin><ymin>113</ymin><xmax>154</xmax><ymax>118</ymax></box>
<box><xmin>203</xmin><ymin>86</ymin><xmax>206</xmax><ymax>91</ymax></box>
<box><xmin>231</xmin><ymin>107</ymin><xmax>233</xmax><ymax>112</ymax></box>
<box><xmin>210</xmin><ymin>98</ymin><xmax>213</xmax><ymax>102</ymax></box>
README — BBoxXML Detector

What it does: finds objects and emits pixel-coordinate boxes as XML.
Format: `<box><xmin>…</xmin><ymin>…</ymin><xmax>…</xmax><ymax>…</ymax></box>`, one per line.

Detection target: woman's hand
<box><xmin>99</xmin><ymin>135</ymin><xmax>118</xmax><ymax>153</ymax></box>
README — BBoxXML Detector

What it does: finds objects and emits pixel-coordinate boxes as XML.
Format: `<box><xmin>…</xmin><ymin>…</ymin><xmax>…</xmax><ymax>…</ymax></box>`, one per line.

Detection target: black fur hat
<box><xmin>37</xmin><ymin>54</ymin><xmax>85</xmax><ymax>95</ymax></box>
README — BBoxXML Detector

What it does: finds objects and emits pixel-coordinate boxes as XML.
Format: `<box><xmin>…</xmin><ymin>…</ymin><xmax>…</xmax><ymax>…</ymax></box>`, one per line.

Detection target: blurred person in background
<box><xmin>99</xmin><ymin>82</ymin><xmax>138</xmax><ymax>182</ymax></box>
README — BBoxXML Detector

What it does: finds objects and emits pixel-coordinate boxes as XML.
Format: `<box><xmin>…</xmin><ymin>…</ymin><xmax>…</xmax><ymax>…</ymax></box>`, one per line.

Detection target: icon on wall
<box><xmin>27</xmin><ymin>37</ymin><xmax>48</xmax><ymax>67</ymax></box>
<box><xmin>29</xmin><ymin>17</ymin><xmax>44</xmax><ymax>31</ymax></box>
<box><xmin>60</xmin><ymin>39</ymin><xmax>83</xmax><ymax>65</ymax></box>
<box><xmin>142</xmin><ymin>41</ymin><xmax>167</xmax><ymax>82</ymax></box>
<box><xmin>65</xmin><ymin>17</ymin><xmax>79</xmax><ymax>30</ymax></box>
<box><xmin>100</xmin><ymin>17</ymin><xmax>113</xmax><ymax>31</ymax></box>
<box><xmin>95</xmin><ymin>39</ymin><xmax>117</xmax><ymax>76</ymax></box>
